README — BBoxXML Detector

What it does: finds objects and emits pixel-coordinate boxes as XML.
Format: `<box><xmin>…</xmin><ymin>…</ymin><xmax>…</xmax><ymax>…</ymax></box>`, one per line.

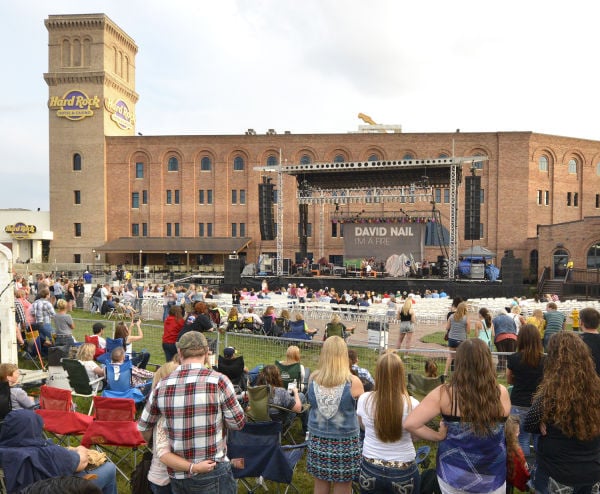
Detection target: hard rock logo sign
<box><xmin>48</xmin><ymin>90</ymin><xmax>101</xmax><ymax>121</ymax></box>
<box><xmin>104</xmin><ymin>98</ymin><xmax>136</xmax><ymax>130</ymax></box>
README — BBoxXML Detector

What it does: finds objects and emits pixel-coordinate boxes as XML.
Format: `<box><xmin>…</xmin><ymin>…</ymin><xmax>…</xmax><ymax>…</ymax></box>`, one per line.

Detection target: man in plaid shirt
<box><xmin>29</xmin><ymin>286</ymin><xmax>55</xmax><ymax>343</ymax></box>
<box><xmin>138</xmin><ymin>331</ymin><xmax>245</xmax><ymax>493</ymax></box>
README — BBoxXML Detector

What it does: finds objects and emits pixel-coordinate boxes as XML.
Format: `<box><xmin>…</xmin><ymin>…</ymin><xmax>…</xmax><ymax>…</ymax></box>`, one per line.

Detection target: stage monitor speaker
<box><xmin>464</xmin><ymin>175</ymin><xmax>481</xmax><ymax>241</ymax></box>
<box><xmin>258</xmin><ymin>180</ymin><xmax>275</xmax><ymax>241</ymax></box>
<box><xmin>437</xmin><ymin>256</ymin><xmax>449</xmax><ymax>277</ymax></box>
<box><xmin>224</xmin><ymin>258</ymin><xmax>243</xmax><ymax>285</ymax></box>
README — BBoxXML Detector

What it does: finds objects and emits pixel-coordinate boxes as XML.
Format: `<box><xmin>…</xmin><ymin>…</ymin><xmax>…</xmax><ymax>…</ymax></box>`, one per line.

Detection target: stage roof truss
<box><xmin>297</xmin><ymin>185</ymin><xmax>434</xmax><ymax>205</ymax></box>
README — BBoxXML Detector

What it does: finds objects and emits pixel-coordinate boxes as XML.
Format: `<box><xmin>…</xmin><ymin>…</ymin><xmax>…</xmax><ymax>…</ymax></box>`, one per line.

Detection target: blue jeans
<box><xmin>76</xmin><ymin>461</ymin><xmax>118</xmax><ymax>494</ymax></box>
<box><xmin>511</xmin><ymin>405</ymin><xmax>537</xmax><ymax>458</ymax></box>
<box><xmin>170</xmin><ymin>462</ymin><xmax>237</xmax><ymax>494</ymax></box>
<box><xmin>163</xmin><ymin>342</ymin><xmax>178</xmax><ymax>363</ymax></box>
<box><xmin>359</xmin><ymin>457</ymin><xmax>420</xmax><ymax>494</ymax></box>
<box><xmin>532</xmin><ymin>464</ymin><xmax>600</xmax><ymax>493</ymax></box>
<box><xmin>150</xmin><ymin>481</ymin><xmax>173</xmax><ymax>494</ymax></box>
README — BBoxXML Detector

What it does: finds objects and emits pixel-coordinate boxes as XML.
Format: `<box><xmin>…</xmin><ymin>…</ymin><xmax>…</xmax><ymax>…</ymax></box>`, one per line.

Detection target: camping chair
<box><xmin>61</xmin><ymin>358</ymin><xmax>104</xmax><ymax>415</ymax></box>
<box><xmin>263</xmin><ymin>317</ymin><xmax>283</xmax><ymax>337</ymax></box>
<box><xmin>46</xmin><ymin>345</ymin><xmax>71</xmax><ymax>390</ymax></box>
<box><xmin>102</xmin><ymin>359</ymin><xmax>148</xmax><ymax>403</ymax></box>
<box><xmin>0</xmin><ymin>382</ymin><xmax>11</xmax><ymax>435</ymax></box>
<box><xmin>81</xmin><ymin>396</ymin><xmax>146</xmax><ymax>481</ymax></box>
<box><xmin>227</xmin><ymin>420</ymin><xmax>307</xmax><ymax>494</ymax></box>
<box><xmin>274</xmin><ymin>361</ymin><xmax>310</xmax><ymax>394</ymax></box>
<box><xmin>407</xmin><ymin>373</ymin><xmax>443</xmax><ymax>397</ymax></box>
<box><xmin>35</xmin><ymin>385</ymin><xmax>93</xmax><ymax>446</ymax></box>
<box><xmin>283</xmin><ymin>321</ymin><xmax>312</xmax><ymax>341</ymax></box>
<box><xmin>96</xmin><ymin>337</ymin><xmax>124</xmax><ymax>365</ymax></box>
<box><xmin>84</xmin><ymin>335</ymin><xmax>106</xmax><ymax>360</ymax></box>
<box><xmin>216</xmin><ymin>355</ymin><xmax>247</xmax><ymax>392</ymax></box>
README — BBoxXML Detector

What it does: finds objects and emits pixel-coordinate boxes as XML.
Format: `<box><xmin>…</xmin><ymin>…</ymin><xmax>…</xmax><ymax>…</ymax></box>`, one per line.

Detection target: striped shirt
<box><xmin>30</xmin><ymin>298</ymin><xmax>55</xmax><ymax>324</ymax></box>
<box><xmin>138</xmin><ymin>363</ymin><xmax>245</xmax><ymax>479</ymax></box>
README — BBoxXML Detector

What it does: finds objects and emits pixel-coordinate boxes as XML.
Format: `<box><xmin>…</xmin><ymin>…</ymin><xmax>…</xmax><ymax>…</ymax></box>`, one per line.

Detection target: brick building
<box><xmin>45</xmin><ymin>14</ymin><xmax>600</xmax><ymax>281</ymax></box>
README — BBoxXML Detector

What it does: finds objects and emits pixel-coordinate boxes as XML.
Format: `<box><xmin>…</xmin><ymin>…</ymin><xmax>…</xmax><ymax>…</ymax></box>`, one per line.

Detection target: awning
<box><xmin>460</xmin><ymin>246</ymin><xmax>496</xmax><ymax>259</ymax></box>
<box><xmin>94</xmin><ymin>237</ymin><xmax>252</xmax><ymax>254</ymax></box>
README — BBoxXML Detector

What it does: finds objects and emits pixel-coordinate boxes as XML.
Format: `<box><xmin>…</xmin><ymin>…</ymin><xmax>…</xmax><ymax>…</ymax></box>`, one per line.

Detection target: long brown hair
<box><xmin>516</xmin><ymin>324</ymin><xmax>544</xmax><ymax>367</ymax></box>
<box><xmin>256</xmin><ymin>364</ymin><xmax>283</xmax><ymax>397</ymax></box>
<box><xmin>505</xmin><ymin>415</ymin><xmax>522</xmax><ymax>480</ymax></box>
<box><xmin>367</xmin><ymin>351</ymin><xmax>411</xmax><ymax>442</ymax></box>
<box><xmin>534</xmin><ymin>331</ymin><xmax>600</xmax><ymax>440</ymax></box>
<box><xmin>443</xmin><ymin>339</ymin><xmax>504</xmax><ymax>435</ymax></box>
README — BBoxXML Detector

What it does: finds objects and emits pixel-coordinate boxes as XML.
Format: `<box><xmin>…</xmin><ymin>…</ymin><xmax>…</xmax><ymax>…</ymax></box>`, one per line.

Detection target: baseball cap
<box><xmin>92</xmin><ymin>322</ymin><xmax>105</xmax><ymax>332</ymax></box>
<box><xmin>176</xmin><ymin>331</ymin><xmax>208</xmax><ymax>350</ymax></box>
<box><xmin>223</xmin><ymin>346</ymin><xmax>236</xmax><ymax>358</ymax></box>
<box><xmin>299</xmin><ymin>283</ymin><xmax>304</xmax><ymax>287</ymax></box>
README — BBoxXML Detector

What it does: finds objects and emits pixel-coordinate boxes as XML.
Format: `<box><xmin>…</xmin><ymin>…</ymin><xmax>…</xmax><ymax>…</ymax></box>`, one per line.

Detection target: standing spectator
<box><xmin>357</xmin><ymin>351</ymin><xmax>421</xmax><ymax>493</ymax></box>
<box><xmin>306</xmin><ymin>336</ymin><xmax>364</xmax><ymax>494</ymax></box>
<box><xmin>296</xmin><ymin>283</ymin><xmax>307</xmax><ymax>303</ymax></box>
<box><xmin>83</xmin><ymin>270</ymin><xmax>93</xmax><ymax>285</ymax></box>
<box><xmin>509</xmin><ymin>305</ymin><xmax>526</xmax><ymax>334</ymax></box>
<box><xmin>138</xmin><ymin>331</ymin><xmax>246</xmax><ymax>493</ymax></box>
<box><xmin>525</xmin><ymin>308</ymin><xmax>546</xmax><ymax>340</ymax></box>
<box><xmin>114</xmin><ymin>319</ymin><xmax>150</xmax><ymax>369</ymax></box>
<box><xmin>397</xmin><ymin>296</ymin><xmax>416</xmax><ymax>350</ymax></box>
<box><xmin>524</xmin><ymin>332</ymin><xmax>600</xmax><ymax>492</ymax></box>
<box><xmin>53</xmin><ymin>299</ymin><xmax>75</xmax><ymax>346</ymax></box>
<box><xmin>506</xmin><ymin>324</ymin><xmax>545</xmax><ymax>461</ymax></box>
<box><xmin>162</xmin><ymin>305</ymin><xmax>185</xmax><ymax>362</ymax></box>
<box><xmin>29</xmin><ymin>287</ymin><xmax>55</xmax><ymax>344</ymax></box>
<box><xmin>543</xmin><ymin>302</ymin><xmax>566</xmax><ymax>350</ymax></box>
<box><xmin>492</xmin><ymin>308</ymin><xmax>518</xmax><ymax>373</ymax></box>
<box><xmin>474</xmin><ymin>307</ymin><xmax>494</xmax><ymax>350</ymax></box>
<box><xmin>580</xmin><ymin>307</ymin><xmax>600</xmax><ymax>375</ymax></box>
<box><xmin>443</xmin><ymin>301</ymin><xmax>470</xmax><ymax>378</ymax></box>
<box><xmin>405</xmin><ymin>339</ymin><xmax>511</xmax><ymax>493</ymax></box>
<box><xmin>162</xmin><ymin>284</ymin><xmax>177</xmax><ymax>322</ymax></box>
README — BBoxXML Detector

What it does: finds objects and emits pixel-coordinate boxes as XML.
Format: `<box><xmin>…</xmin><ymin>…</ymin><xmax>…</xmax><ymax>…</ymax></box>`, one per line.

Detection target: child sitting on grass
<box><xmin>0</xmin><ymin>363</ymin><xmax>37</xmax><ymax>410</ymax></box>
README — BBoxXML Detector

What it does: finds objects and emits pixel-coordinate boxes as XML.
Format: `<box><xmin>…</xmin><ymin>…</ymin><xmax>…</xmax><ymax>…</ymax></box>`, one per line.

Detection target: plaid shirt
<box><xmin>14</xmin><ymin>299</ymin><xmax>26</xmax><ymax>326</ymax></box>
<box><xmin>351</xmin><ymin>363</ymin><xmax>375</xmax><ymax>386</ymax></box>
<box><xmin>30</xmin><ymin>298</ymin><xmax>55</xmax><ymax>324</ymax></box>
<box><xmin>138</xmin><ymin>363</ymin><xmax>245</xmax><ymax>479</ymax></box>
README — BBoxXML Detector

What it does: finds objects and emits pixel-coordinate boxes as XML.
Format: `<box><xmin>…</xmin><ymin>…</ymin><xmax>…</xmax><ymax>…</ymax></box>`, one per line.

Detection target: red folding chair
<box><xmin>81</xmin><ymin>396</ymin><xmax>146</xmax><ymax>481</ymax></box>
<box><xmin>85</xmin><ymin>335</ymin><xmax>106</xmax><ymax>360</ymax></box>
<box><xmin>35</xmin><ymin>385</ymin><xmax>94</xmax><ymax>446</ymax></box>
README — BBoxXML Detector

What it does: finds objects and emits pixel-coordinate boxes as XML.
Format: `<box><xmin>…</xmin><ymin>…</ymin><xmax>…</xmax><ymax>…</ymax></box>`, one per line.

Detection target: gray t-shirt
<box><xmin>54</xmin><ymin>312</ymin><xmax>73</xmax><ymax>335</ymax></box>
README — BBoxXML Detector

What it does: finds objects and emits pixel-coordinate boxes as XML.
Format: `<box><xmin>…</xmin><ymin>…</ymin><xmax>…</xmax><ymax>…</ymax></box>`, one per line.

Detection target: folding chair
<box><xmin>227</xmin><ymin>421</ymin><xmax>306</xmax><ymax>494</ymax></box>
<box><xmin>85</xmin><ymin>334</ymin><xmax>106</xmax><ymax>360</ymax></box>
<box><xmin>61</xmin><ymin>358</ymin><xmax>104</xmax><ymax>415</ymax></box>
<box><xmin>96</xmin><ymin>337</ymin><xmax>124</xmax><ymax>365</ymax></box>
<box><xmin>282</xmin><ymin>321</ymin><xmax>312</xmax><ymax>341</ymax></box>
<box><xmin>102</xmin><ymin>359</ymin><xmax>148</xmax><ymax>403</ymax></box>
<box><xmin>35</xmin><ymin>385</ymin><xmax>94</xmax><ymax>446</ymax></box>
<box><xmin>0</xmin><ymin>382</ymin><xmax>11</xmax><ymax>435</ymax></box>
<box><xmin>81</xmin><ymin>396</ymin><xmax>146</xmax><ymax>481</ymax></box>
<box><xmin>263</xmin><ymin>317</ymin><xmax>283</xmax><ymax>337</ymax></box>
<box><xmin>216</xmin><ymin>354</ymin><xmax>247</xmax><ymax>392</ymax></box>
<box><xmin>407</xmin><ymin>373</ymin><xmax>443</xmax><ymax>397</ymax></box>
<box><xmin>274</xmin><ymin>361</ymin><xmax>309</xmax><ymax>394</ymax></box>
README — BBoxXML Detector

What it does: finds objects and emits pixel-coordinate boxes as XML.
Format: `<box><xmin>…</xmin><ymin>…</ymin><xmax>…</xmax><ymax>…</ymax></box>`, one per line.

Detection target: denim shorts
<box><xmin>358</xmin><ymin>456</ymin><xmax>420</xmax><ymax>494</ymax></box>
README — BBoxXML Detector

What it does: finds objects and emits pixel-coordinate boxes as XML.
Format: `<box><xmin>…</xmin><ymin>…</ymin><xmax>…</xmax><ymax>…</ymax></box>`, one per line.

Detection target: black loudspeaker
<box><xmin>299</xmin><ymin>204</ymin><xmax>308</xmax><ymax>259</ymax></box>
<box><xmin>258</xmin><ymin>179</ymin><xmax>275</xmax><ymax>241</ymax></box>
<box><xmin>437</xmin><ymin>255</ymin><xmax>449</xmax><ymax>277</ymax></box>
<box><xmin>224</xmin><ymin>258</ymin><xmax>243</xmax><ymax>285</ymax></box>
<box><xmin>464</xmin><ymin>175</ymin><xmax>481</xmax><ymax>241</ymax></box>
<box><xmin>501</xmin><ymin>256</ymin><xmax>523</xmax><ymax>284</ymax></box>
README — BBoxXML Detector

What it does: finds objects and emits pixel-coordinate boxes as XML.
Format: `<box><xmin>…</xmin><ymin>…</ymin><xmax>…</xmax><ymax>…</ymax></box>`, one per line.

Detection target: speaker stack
<box><xmin>258</xmin><ymin>178</ymin><xmax>275</xmax><ymax>241</ymax></box>
<box><xmin>501</xmin><ymin>252</ymin><xmax>522</xmax><ymax>284</ymax></box>
<box><xmin>224</xmin><ymin>258</ymin><xmax>243</xmax><ymax>285</ymax></box>
<box><xmin>437</xmin><ymin>255</ymin><xmax>449</xmax><ymax>277</ymax></box>
<box><xmin>464</xmin><ymin>175</ymin><xmax>481</xmax><ymax>241</ymax></box>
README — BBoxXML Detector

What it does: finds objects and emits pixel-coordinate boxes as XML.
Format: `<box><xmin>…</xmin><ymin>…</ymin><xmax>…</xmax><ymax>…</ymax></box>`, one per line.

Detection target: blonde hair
<box><xmin>532</xmin><ymin>308</ymin><xmax>543</xmax><ymax>319</ymax></box>
<box><xmin>330</xmin><ymin>314</ymin><xmax>341</xmax><ymax>324</ymax></box>
<box><xmin>56</xmin><ymin>299</ymin><xmax>68</xmax><ymax>311</ymax></box>
<box><xmin>285</xmin><ymin>345</ymin><xmax>301</xmax><ymax>363</ymax></box>
<box><xmin>0</xmin><ymin>363</ymin><xmax>18</xmax><ymax>381</ymax></box>
<box><xmin>294</xmin><ymin>312</ymin><xmax>304</xmax><ymax>321</ymax></box>
<box><xmin>76</xmin><ymin>343</ymin><xmax>96</xmax><ymax>361</ymax></box>
<box><xmin>453</xmin><ymin>301</ymin><xmax>468</xmax><ymax>321</ymax></box>
<box><xmin>152</xmin><ymin>360</ymin><xmax>178</xmax><ymax>390</ymax></box>
<box><xmin>312</xmin><ymin>336</ymin><xmax>351</xmax><ymax>387</ymax></box>
<box><xmin>511</xmin><ymin>305</ymin><xmax>522</xmax><ymax>315</ymax></box>
<box><xmin>401</xmin><ymin>298</ymin><xmax>412</xmax><ymax>315</ymax></box>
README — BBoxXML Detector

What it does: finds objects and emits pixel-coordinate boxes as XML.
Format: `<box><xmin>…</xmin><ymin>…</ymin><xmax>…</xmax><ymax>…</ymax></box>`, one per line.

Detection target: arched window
<box><xmin>82</xmin><ymin>38</ymin><xmax>91</xmax><ymax>67</ymax></box>
<box><xmin>72</xmin><ymin>39</ymin><xmax>81</xmax><ymax>67</ymax></box>
<box><xmin>200</xmin><ymin>157</ymin><xmax>211</xmax><ymax>171</ymax></box>
<box><xmin>587</xmin><ymin>242</ymin><xmax>600</xmax><ymax>269</ymax></box>
<box><xmin>266</xmin><ymin>155</ymin><xmax>277</xmax><ymax>167</ymax></box>
<box><xmin>539</xmin><ymin>156</ymin><xmax>548</xmax><ymax>172</ymax></box>
<box><xmin>62</xmin><ymin>39</ymin><xmax>71</xmax><ymax>67</ymax></box>
<box><xmin>233</xmin><ymin>156</ymin><xmax>245</xmax><ymax>171</ymax></box>
<box><xmin>73</xmin><ymin>153</ymin><xmax>82</xmax><ymax>171</ymax></box>
<box><xmin>568</xmin><ymin>159</ymin><xmax>577</xmax><ymax>174</ymax></box>
<box><xmin>368</xmin><ymin>154</ymin><xmax>379</xmax><ymax>161</ymax></box>
<box><xmin>300</xmin><ymin>154</ymin><xmax>311</xmax><ymax>164</ymax></box>
<box><xmin>403</xmin><ymin>153</ymin><xmax>414</xmax><ymax>160</ymax></box>
<box><xmin>167</xmin><ymin>157</ymin><xmax>179</xmax><ymax>171</ymax></box>
<box><xmin>333</xmin><ymin>154</ymin><xmax>345</xmax><ymax>163</ymax></box>
<box><xmin>438</xmin><ymin>153</ymin><xmax>449</xmax><ymax>158</ymax></box>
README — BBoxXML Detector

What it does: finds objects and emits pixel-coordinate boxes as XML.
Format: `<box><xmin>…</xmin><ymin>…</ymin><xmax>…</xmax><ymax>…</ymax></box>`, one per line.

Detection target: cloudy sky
<box><xmin>1</xmin><ymin>0</ymin><xmax>598</xmax><ymax>210</ymax></box>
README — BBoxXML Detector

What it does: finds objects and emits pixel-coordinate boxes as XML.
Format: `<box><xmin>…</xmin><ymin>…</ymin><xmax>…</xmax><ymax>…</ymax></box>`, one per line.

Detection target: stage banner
<box><xmin>343</xmin><ymin>222</ymin><xmax>425</xmax><ymax>266</ymax></box>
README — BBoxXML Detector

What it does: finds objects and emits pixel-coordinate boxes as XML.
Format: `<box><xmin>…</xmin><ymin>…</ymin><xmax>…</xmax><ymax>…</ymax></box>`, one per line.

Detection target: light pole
<box><xmin>139</xmin><ymin>250</ymin><xmax>142</xmax><ymax>280</ymax></box>
<box><xmin>92</xmin><ymin>249</ymin><xmax>96</xmax><ymax>274</ymax></box>
<box><xmin>185</xmin><ymin>250</ymin><xmax>189</xmax><ymax>273</ymax></box>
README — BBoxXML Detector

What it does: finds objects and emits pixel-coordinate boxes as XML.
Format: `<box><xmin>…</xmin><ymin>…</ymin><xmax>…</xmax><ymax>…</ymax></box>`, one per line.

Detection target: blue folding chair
<box><xmin>102</xmin><ymin>359</ymin><xmax>148</xmax><ymax>403</ymax></box>
<box><xmin>97</xmin><ymin>337</ymin><xmax>124</xmax><ymax>365</ymax></box>
<box><xmin>282</xmin><ymin>321</ymin><xmax>312</xmax><ymax>341</ymax></box>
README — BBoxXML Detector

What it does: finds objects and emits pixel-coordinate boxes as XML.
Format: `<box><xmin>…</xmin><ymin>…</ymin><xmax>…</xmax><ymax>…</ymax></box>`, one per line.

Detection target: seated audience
<box><xmin>76</xmin><ymin>343</ymin><xmax>105</xmax><ymax>389</ymax></box>
<box><xmin>114</xmin><ymin>319</ymin><xmax>150</xmax><ymax>369</ymax></box>
<box><xmin>0</xmin><ymin>363</ymin><xmax>37</xmax><ymax>410</ymax></box>
<box><xmin>255</xmin><ymin>365</ymin><xmax>302</xmax><ymax>423</ymax></box>
<box><xmin>348</xmin><ymin>349</ymin><xmax>375</xmax><ymax>391</ymax></box>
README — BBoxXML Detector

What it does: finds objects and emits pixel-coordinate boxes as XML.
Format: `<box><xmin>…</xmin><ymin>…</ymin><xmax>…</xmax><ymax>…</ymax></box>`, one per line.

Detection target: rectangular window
<box><xmin>274</xmin><ymin>223</ymin><xmax>278</xmax><ymax>236</ymax></box>
<box><xmin>443</xmin><ymin>189</ymin><xmax>450</xmax><ymax>203</ymax></box>
<box><xmin>142</xmin><ymin>190</ymin><xmax>148</xmax><ymax>205</ymax></box>
<box><xmin>231</xmin><ymin>223</ymin><xmax>237</xmax><ymax>237</ymax></box>
<box><xmin>332</xmin><ymin>222</ymin><xmax>338</xmax><ymax>237</ymax></box>
<box><xmin>207</xmin><ymin>190</ymin><xmax>213</xmax><ymax>204</ymax></box>
<box><xmin>207</xmin><ymin>223</ymin><xmax>213</xmax><ymax>237</ymax></box>
<box><xmin>240</xmin><ymin>223</ymin><xmax>246</xmax><ymax>237</ymax></box>
<box><xmin>537</xmin><ymin>190</ymin><xmax>542</xmax><ymax>205</ymax></box>
<box><xmin>596</xmin><ymin>194</ymin><xmax>600</xmax><ymax>208</ymax></box>
<box><xmin>340</xmin><ymin>223</ymin><xmax>344</xmax><ymax>237</ymax></box>
<box><xmin>132</xmin><ymin>223</ymin><xmax>139</xmax><ymax>236</ymax></box>
<box><xmin>131</xmin><ymin>192</ymin><xmax>139</xmax><ymax>208</ymax></box>
<box><xmin>74</xmin><ymin>223</ymin><xmax>81</xmax><ymax>237</ymax></box>
<box><xmin>273</xmin><ymin>190</ymin><xmax>278</xmax><ymax>204</ymax></box>
<box><xmin>545</xmin><ymin>190</ymin><xmax>550</xmax><ymax>206</ymax></box>
<box><xmin>479</xmin><ymin>223</ymin><xmax>484</xmax><ymax>238</ymax></box>
<box><xmin>199</xmin><ymin>223</ymin><xmax>205</xmax><ymax>236</ymax></box>
<box><xmin>166</xmin><ymin>223</ymin><xmax>172</xmax><ymax>236</ymax></box>
<box><xmin>174</xmin><ymin>223</ymin><xmax>180</xmax><ymax>236</ymax></box>
<box><xmin>434</xmin><ymin>189</ymin><xmax>441</xmax><ymax>203</ymax></box>
<box><xmin>73</xmin><ymin>254</ymin><xmax>81</xmax><ymax>263</ymax></box>
<box><xmin>574</xmin><ymin>192</ymin><xmax>578</xmax><ymax>207</ymax></box>
<box><xmin>74</xmin><ymin>190</ymin><xmax>81</xmax><ymax>204</ymax></box>
<box><xmin>135</xmin><ymin>162</ymin><xmax>144</xmax><ymax>179</ymax></box>
<box><xmin>174</xmin><ymin>190</ymin><xmax>180</xmax><ymax>204</ymax></box>
<box><xmin>240</xmin><ymin>189</ymin><xmax>246</xmax><ymax>205</ymax></box>
<box><xmin>166</xmin><ymin>190</ymin><xmax>172</xmax><ymax>204</ymax></box>
<box><xmin>199</xmin><ymin>190</ymin><xmax>205</xmax><ymax>204</ymax></box>
<box><xmin>232</xmin><ymin>190</ymin><xmax>237</xmax><ymax>204</ymax></box>
<box><xmin>298</xmin><ymin>223</ymin><xmax>313</xmax><ymax>237</ymax></box>
<box><xmin>142</xmin><ymin>223</ymin><xmax>148</xmax><ymax>236</ymax></box>
<box><xmin>480</xmin><ymin>189</ymin><xmax>485</xmax><ymax>204</ymax></box>
<box><xmin>567</xmin><ymin>192</ymin><xmax>572</xmax><ymax>206</ymax></box>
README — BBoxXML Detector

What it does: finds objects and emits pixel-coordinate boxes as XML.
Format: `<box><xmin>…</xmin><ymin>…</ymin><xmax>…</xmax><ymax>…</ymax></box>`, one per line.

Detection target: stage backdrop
<box><xmin>343</xmin><ymin>222</ymin><xmax>425</xmax><ymax>267</ymax></box>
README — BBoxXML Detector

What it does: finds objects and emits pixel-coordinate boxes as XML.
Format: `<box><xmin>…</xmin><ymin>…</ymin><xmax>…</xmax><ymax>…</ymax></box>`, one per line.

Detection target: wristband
<box><xmin>189</xmin><ymin>462</ymin><xmax>195</xmax><ymax>475</ymax></box>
